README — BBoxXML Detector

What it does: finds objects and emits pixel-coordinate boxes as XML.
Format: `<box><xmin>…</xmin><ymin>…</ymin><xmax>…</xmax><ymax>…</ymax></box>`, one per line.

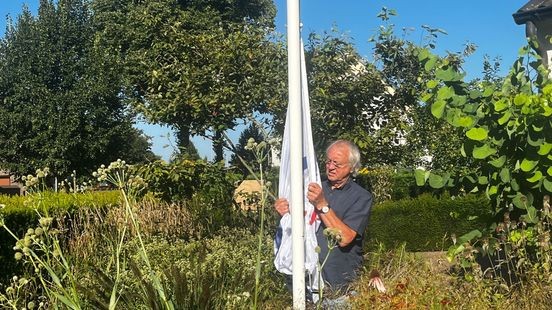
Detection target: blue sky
<box><xmin>1</xmin><ymin>1</ymin><xmax>530</xmax><ymax>161</ymax></box>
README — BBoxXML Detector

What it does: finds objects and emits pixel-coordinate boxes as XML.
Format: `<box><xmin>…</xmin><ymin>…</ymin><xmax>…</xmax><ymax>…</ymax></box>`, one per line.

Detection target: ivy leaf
<box><xmin>431</xmin><ymin>100</ymin><xmax>446</xmax><ymax>118</ymax></box>
<box><xmin>466</xmin><ymin>127</ymin><xmax>488</xmax><ymax>141</ymax></box>
<box><xmin>472</xmin><ymin>144</ymin><xmax>497</xmax><ymax>159</ymax></box>
<box><xmin>520</xmin><ymin>158</ymin><xmax>538</xmax><ymax>172</ymax></box>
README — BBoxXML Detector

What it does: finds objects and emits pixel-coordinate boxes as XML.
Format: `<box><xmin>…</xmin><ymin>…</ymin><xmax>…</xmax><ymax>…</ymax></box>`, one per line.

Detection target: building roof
<box><xmin>513</xmin><ymin>0</ymin><xmax>552</xmax><ymax>24</ymax></box>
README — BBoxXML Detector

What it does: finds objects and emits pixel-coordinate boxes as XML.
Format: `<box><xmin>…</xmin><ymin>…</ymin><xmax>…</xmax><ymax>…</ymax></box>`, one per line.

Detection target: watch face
<box><xmin>322</xmin><ymin>206</ymin><xmax>330</xmax><ymax>214</ymax></box>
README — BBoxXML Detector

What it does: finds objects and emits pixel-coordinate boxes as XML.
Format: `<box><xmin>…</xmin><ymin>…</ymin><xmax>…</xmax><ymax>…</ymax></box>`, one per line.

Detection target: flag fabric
<box><xmin>274</xmin><ymin>39</ymin><xmax>322</xmax><ymax>296</ymax></box>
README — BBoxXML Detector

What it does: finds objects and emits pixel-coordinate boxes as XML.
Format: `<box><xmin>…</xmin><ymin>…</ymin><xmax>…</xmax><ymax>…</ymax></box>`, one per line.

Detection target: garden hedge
<box><xmin>0</xmin><ymin>191</ymin><xmax>121</xmax><ymax>281</ymax></box>
<box><xmin>365</xmin><ymin>193</ymin><xmax>493</xmax><ymax>252</ymax></box>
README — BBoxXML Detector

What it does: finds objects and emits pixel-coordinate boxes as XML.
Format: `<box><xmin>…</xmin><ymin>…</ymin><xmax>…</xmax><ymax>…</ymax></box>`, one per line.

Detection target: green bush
<box><xmin>135</xmin><ymin>158</ymin><xmax>240</xmax><ymax>204</ymax></box>
<box><xmin>0</xmin><ymin>190</ymin><xmax>121</xmax><ymax>282</ymax></box>
<box><xmin>356</xmin><ymin>167</ymin><xmax>430</xmax><ymax>203</ymax></box>
<box><xmin>365</xmin><ymin>193</ymin><xmax>493</xmax><ymax>252</ymax></box>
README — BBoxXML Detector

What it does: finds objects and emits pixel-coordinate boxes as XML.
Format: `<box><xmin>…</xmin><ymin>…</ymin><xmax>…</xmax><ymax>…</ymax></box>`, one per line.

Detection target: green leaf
<box><xmin>477</xmin><ymin>176</ymin><xmax>488</xmax><ymax>185</ymax></box>
<box><xmin>472</xmin><ymin>144</ymin><xmax>497</xmax><ymax>159</ymax></box>
<box><xmin>527</xmin><ymin>170</ymin><xmax>543</xmax><ymax>183</ymax></box>
<box><xmin>424</xmin><ymin>56</ymin><xmax>438</xmax><ymax>71</ymax></box>
<box><xmin>527</xmin><ymin>133</ymin><xmax>543</xmax><ymax>147</ymax></box>
<box><xmin>548</xmin><ymin>166</ymin><xmax>552</xmax><ymax>176</ymax></box>
<box><xmin>499</xmin><ymin>168</ymin><xmax>511</xmax><ymax>183</ymax></box>
<box><xmin>514</xmin><ymin>93</ymin><xmax>529</xmax><ymax>106</ymax></box>
<box><xmin>431</xmin><ymin>100</ymin><xmax>446</xmax><ymax>118</ymax></box>
<box><xmin>435</xmin><ymin>66</ymin><xmax>463</xmax><ymax>81</ymax></box>
<box><xmin>489</xmin><ymin>155</ymin><xmax>507</xmax><ymax>168</ymax></box>
<box><xmin>421</xmin><ymin>93</ymin><xmax>433</xmax><ymax>102</ymax></box>
<box><xmin>437</xmin><ymin>86</ymin><xmax>454</xmax><ymax>100</ymax></box>
<box><xmin>487</xmin><ymin>185</ymin><xmax>498</xmax><ymax>196</ymax></box>
<box><xmin>483</xmin><ymin>86</ymin><xmax>494</xmax><ymax>97</ymax></box>
<box><xmin>414</xmin><ymin>169</ymin><xmax>429</xmax><ymax>186</ymax></box>
<box><xmin>493</xmin><ymin>99</ymin><xmax>509</xmax><ymax>112</ymax></box>
<box><xmin>426</xmin><ymin>80</ymin><xmax>439</xmax><ymax>89</ymax></box>
<box><xmin>469</xmin><ymin>90</ymin><xmax>482</xmax><ymax>99</ymax></box>
<box><xmin>497</xmin><ymin>111</ymin><xmax>511</xmax><ymax>125</ymax></box>
<box><xmin>543</xmin><ymin>178</ymin><xmax>552</xmax><ymax>192</ymax></box>
<box><xmin>522</xmin><ymin>206</ymin><xmax>538</xmax><ymax>224</ymax></box>
<box><xmin>428</xmin><ymin>172</ymin><xmax>446</xmax><ymax>189</ymax></box>
<box><xmin>511</xmin><ymin>179</ymin><xmax>520</xmax><ymax>191</ymax></box>
<box><xmin>538</xmin><ymin>142</ymin><xmax>552</xmax><ymax>156</ymax></box>
<box><xmin>458</xmin><ymin>229</ymin><xmax>482</xmax><ymax>244</ymax></box>
<box><xmin>520</xmin><ymin>158</ymin><xmax>538</xmax><ymax>172</ymax></box>
<box><xmin>418</xmin><ymin>48</ymin><xmax>430</xmax><ymax>61</ymax></box>
<box><xmin>513</xmin><ymin>194</ymin><xmax>528</xmax><ymax>209</ymax></box>
<box><xmin>455</xmin><ymin>115</ymin><xmax>474</xmax><ymax>127</ymax></box>
<box><xmin>466</xmin><ymin>127</ymin><xmax>488</xmax><ymax>141</ymax></box>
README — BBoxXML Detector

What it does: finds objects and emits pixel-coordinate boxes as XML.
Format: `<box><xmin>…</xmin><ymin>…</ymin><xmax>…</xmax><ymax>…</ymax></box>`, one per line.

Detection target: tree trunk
<box><xmin>176</xmin><ymin>125</ymin><xmax>191</xmax><ymax>152</ymax></box>
<box><xmin>213</xmin><ymin>130</ymin><xmax>224</xmax><ymax>162</ymax></box>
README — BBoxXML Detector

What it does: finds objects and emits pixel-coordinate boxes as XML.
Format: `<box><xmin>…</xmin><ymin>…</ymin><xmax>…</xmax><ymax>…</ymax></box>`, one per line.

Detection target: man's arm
<box><xmin>306</xmin><ymin>183</ymin><xmax>357</xmax><ymax>247</ymax></box>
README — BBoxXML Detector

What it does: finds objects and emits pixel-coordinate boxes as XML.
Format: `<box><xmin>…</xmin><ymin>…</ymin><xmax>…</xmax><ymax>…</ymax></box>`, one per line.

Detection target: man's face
<box><xmin>325</xmin><ymin>144</ymin><xmax>352</xmax><ymax>186</ymax></box>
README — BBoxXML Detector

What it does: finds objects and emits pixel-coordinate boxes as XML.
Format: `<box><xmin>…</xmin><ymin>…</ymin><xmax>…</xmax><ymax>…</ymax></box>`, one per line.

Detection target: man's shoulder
<box><xmin>350</xmin><ymin>180</ymin><xmax>372</xmax><ymax>198</ymax></box>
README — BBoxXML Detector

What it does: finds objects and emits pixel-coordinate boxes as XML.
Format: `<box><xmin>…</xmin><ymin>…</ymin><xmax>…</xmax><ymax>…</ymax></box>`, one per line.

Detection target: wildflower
<box><xmin>14</xmin><ymin>252</ymin><xmax>23</xmax><ymax>260</ymax></box>
<box><xmin>323</xmin><ymin>227</ymin><xmax>343</xmax><ymax>245</ymax></box>
<box><xmin>368</xmin><ymin>269</ymin><xmax>386</xmax><ymax>293</ymax></box>
<box><xmin>39</xmin><ymin>217</ymin><xmax>53</xmax><ymax>228</ymax></box>
<box><xmin>34</xmin><ymin>227</ymin><xmax>43</xmax><ymax>236</ymax></box>
<box><xmin>36</xmin><ymin>169</ymin><xmax>45</xmax><ymax>178</ymax></box>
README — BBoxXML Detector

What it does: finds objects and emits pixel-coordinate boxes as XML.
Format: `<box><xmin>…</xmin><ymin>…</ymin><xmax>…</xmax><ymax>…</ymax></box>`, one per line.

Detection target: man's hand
<box><xmin>274</xmin><ymin>198</ymin><xmax>290</xmax><ymax>216</ymax></box>
<box><xmin>307</xmin><ymin>183</ymin><xmax>328</xmax><ymax>210</ymax></box>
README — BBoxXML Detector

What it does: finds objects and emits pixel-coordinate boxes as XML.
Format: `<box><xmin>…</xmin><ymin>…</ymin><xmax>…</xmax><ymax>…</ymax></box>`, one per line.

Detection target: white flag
<box><xmin>274</xmin><ymin>39</ymin><xmax>322</xmax><ymax>295</ymax></box>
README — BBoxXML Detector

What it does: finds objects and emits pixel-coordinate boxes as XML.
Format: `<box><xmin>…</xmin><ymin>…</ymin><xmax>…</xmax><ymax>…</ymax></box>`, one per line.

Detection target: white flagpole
<box><xmin>286</xmin><ymin>0</ymin><xmax>305</xmax><ymax>309</ymax></box>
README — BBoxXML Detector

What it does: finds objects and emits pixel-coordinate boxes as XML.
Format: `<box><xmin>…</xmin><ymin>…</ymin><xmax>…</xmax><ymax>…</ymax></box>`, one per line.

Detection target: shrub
<box><xmin>0</xmin><ymin>191</ymin><xmax>121</xmax><ymax>282</ymax></box>
<box><xmin>356</xmin><ymin>167</ymin><xmax>430</xmax><ymax>203</ymax></box>
<box><xmin>365</xmin><ymin>193</ymin><xmax>493</xmax><ymax>252</ymax></box>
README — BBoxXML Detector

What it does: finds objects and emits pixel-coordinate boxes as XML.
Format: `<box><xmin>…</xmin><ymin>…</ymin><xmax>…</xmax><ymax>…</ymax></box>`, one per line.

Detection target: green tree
<box><xmin>92</xmin><ymin>0</ymin><xmax>286</xmax><ymax>161</ymax></box>
<box><xmin>417</xmin><ymin>44</ymin><xmax>552</xmax><ymax>224</ymax></box>
<box><xmin>0</xmin><ymin>0</ymin><xmax>149</xmax><ymax>177</ymax></box>
<box><xmin>302</xmin><ymin>29</ymin><xmax>386</xmax><ymax>164</ymax></box>
<box><xmin>229</xmin><ymin>123</ymin><xmax>270</xmax><ymax>176</ymax></box>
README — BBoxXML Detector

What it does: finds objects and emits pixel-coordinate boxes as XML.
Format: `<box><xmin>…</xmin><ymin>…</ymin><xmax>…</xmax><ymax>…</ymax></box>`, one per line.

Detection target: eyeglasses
<box><xmin>325</xmin><ymin>159</ymin><xmax>348</xmax><ymax>169</ymax></box>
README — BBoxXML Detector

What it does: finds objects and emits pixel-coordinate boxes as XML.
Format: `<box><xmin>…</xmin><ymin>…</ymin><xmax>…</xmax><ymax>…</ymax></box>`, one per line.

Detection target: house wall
<box><xmin>533</xmin><ymin>19</ymin><xmax>552</xmax><ymax>67</ymax></box>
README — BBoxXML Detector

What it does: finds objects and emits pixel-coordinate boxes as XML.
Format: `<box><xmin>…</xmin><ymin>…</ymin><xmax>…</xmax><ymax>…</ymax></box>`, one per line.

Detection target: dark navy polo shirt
<box><xmin>316</xmin><ymin>178</ymin><xmax>373</xmax><ymax>290</ymax></box>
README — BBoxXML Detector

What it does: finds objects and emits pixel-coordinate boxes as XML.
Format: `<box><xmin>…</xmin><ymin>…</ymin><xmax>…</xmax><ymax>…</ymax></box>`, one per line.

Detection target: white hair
<box><xmin>326</xmin><ymin>139</ymin><xmax>361</xmax><ymax>176</ymax></box>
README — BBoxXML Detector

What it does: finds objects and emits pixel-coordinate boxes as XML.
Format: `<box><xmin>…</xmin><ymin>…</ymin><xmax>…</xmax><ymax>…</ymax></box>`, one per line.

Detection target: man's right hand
<box><xmin>274</xmin><ymin>198</ymin><xmax>289</xmax><ymax>216</ymax></box>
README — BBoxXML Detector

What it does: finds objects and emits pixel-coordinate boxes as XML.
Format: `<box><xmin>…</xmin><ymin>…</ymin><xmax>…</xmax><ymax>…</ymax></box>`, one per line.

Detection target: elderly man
<box><xmin>274</xmin><ymin>139</ymin><xmax>373</xmax><ymax>292</ymax></box>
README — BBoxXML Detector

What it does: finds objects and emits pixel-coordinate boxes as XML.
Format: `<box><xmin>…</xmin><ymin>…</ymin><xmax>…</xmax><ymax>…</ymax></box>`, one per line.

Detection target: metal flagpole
<box><xmin>286</xmin><ymin>0</ymin><xmax>305</xmax><ymax>309</ymax></box>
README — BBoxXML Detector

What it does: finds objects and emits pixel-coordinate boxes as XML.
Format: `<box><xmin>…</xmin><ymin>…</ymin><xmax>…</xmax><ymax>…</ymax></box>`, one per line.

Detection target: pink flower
<box><xmin>368</xmin><ymin>269</ymin><xmax>386</xmax><ymax>293</ymax></box>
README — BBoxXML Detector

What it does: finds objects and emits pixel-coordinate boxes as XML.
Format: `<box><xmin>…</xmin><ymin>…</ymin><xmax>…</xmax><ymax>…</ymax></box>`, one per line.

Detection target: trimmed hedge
<box><xmin>0</xmin><ymin>190</ymin><xmax>121</xmax><ymax>281</ymax></box>
<box><xmin>365</xmin><ymin>193</ymin><xmax>493</xmax><ymax>252</ymax></box>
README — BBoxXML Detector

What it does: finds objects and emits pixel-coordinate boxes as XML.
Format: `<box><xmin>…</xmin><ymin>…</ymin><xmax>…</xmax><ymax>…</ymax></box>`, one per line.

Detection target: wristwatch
<box><xmin>319</xmin><ymin>204</ymin><xmax>330</xmax><ymax>214</ymax></box>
